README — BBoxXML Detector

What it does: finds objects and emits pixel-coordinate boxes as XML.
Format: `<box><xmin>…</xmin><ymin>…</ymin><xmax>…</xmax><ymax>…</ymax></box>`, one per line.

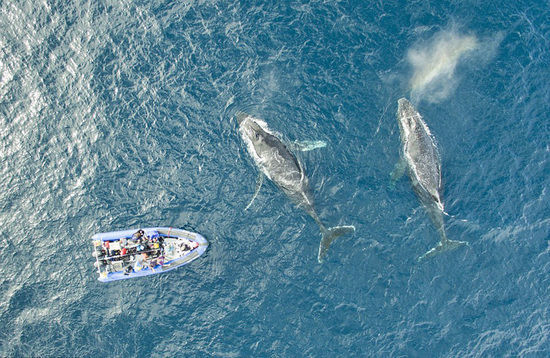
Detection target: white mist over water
<box><xmin>408</xmin><ymin>29</ymin><xmax>478</xmax><ymax>103</ymax></box>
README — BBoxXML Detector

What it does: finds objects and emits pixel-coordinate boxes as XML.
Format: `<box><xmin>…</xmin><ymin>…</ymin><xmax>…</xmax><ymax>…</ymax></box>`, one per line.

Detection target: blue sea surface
<box><xmin>0</xmin><ymin>0</ymin><xmax>548</xmax><ymax>356</ymax></box>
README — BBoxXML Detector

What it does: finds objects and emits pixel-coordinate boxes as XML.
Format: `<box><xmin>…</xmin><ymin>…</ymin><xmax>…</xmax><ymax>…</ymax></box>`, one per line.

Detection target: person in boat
<box><xmin>181</xmin><ymin>240</ymin><xmax>191</xmax><ymax>251</ymax></box>
<box><xmin>157</xmin><ymin>255</ymin><xmax>164</xmax><ymax>267</ymax></box>
<box><xmin>151</xmin><ymin>241</ymin><xmax>161</xmax><ymax>255</ymax></box>
<box><xmin>133</xmin><ymin>252</ymin><xmax>147</xmax><ymax>271</ymax></box>
<box><xmin>132</xmin><ymin>229</ymin><xmax>145</xmax><ymax>243</ymax></box>
<box><xmin>181</xmin><ymin>239</ymin><xmax>198</xmax><ymax>252</ymax></box>
<box><xmin>143</xmin><ymin>252</ymin><xmax>156</xmax><ymax>272</ymax></box>
<box><xmin>150</xmin><ymin>236</ymin><xmax>158</xmax><ymax>248</ymax></box>
<box><xmin>103</xmin><ymin>241</ymin><xmax>111</xmax><ymax>256</ymax></box>
<box><xmin>124</xmin><ymin>263</ymin><xmax>133</xmax><ymax>275</ymax></box>
<box><xmin>148</xmin><ymin>257</ymin><xmax>158</xmax><ymax>272</ymax></box>
<box><xmin>142</xmin><ymin>240</ymin><xmax>151</xmax><ymax>253</ymax></box>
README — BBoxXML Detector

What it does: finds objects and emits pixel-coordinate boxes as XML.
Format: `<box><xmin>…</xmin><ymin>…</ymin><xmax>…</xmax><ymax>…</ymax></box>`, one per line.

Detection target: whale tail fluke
<box><xmin>417</xmin><ymin>238</ymin><xmax>468</xmax><ymax>262</ymax></box>
<box><xmin>318</xmin><ymin>225</ymin><xmax>356</xmax><ymax>263</ymax></box>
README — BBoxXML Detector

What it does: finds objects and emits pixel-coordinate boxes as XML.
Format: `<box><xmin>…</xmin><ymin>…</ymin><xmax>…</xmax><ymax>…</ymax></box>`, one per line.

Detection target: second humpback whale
<box><xmin>393</xmin><ymin>98</ymin><xmax>467</xmax><ymax>261</ymax></box>
<box><xmin>237</xmin><ymin>113</ymin><xmax>355</xmax><ymax>263</ymax></box>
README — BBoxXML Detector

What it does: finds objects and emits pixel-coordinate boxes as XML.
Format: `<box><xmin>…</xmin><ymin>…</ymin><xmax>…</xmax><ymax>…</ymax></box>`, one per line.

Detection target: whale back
<box><xmin>239</xmin><ymin>115</ymin><xmax>313</xmax><ymax>207</ymax></box>
<box><xmin>397</xmin><ymin>99</ymin><xmax>442</xmax><ymax>204</ymax></box>
<box><xmin>404</xmin><ymin>116</ymin><xmax>441</xmax><ymax>195</ymax></box>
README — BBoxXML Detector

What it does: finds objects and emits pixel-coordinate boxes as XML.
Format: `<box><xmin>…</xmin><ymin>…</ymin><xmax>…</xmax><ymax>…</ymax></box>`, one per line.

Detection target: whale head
<box><xmin>237</xmin><ymin>113</ymin><xmax>273</xmax><ymax>156</ymax></box>
<box><xmin>396</xmin><ymin>98</ymin><xmax>421</xmax><ymax>141</ymax></box>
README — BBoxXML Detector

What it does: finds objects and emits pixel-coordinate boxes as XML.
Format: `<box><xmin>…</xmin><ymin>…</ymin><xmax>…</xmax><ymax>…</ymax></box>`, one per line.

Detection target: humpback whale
<box><xmin>237</xmin><ymin>113</ymin><xmax>355</xmax><ymax>263</ymax></box>
<box><xmin>393</xmin><ymin>98</ymin><xmax>467</xmax><ymax>261</ymax></box>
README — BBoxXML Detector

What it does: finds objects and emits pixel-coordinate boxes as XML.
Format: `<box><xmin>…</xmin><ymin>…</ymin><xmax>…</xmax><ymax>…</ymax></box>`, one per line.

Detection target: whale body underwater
<box><xmin>393</xmin><ymin>98</ymin><xmax>468</xmax><ymax>261</ymax></box>
<box><xmin>237</xmin><ymin>113</ymin><xmax>355</xmax><ymax>263</ymax></box>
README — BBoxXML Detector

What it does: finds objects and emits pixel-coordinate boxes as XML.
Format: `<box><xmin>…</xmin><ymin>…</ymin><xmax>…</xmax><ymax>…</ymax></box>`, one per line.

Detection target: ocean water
<box><xmin>0</xmin><ymin>0</ymin><xmax>548</xmax><ymax>356</ymax></box>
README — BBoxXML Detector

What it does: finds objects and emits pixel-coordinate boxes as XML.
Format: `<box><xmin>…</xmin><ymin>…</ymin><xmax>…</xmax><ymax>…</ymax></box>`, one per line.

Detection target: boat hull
<box><xmin>92</xmin><ymin>227</ymin><xmax>208</xmax><ymax>282</ymax></box>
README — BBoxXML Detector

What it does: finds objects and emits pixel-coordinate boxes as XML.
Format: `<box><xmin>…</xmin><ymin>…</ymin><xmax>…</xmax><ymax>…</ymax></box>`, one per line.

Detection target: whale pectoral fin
<box><xmin>389</xmin><ymin>158</ymin><xmax>407</xmax><ymax>189</ymax></box>
<box><xmin>417</xmin><ymin>238</ymin><xmax>468</xmax><ymax>262</ymax></box>
<box><xmin>244</xmin><ymin>173</ymin><xmax>264</xmax><ymax>210</ymax></box>
<box><xmin>293</xmin><ymin>140</ymin><xmax>327</xmax><ymax>152</ymax></box>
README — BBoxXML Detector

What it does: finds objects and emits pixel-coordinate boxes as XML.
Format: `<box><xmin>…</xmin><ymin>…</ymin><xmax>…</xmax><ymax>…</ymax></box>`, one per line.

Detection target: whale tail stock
<box><xmin>417</xmin><ymin>238</ymin><xmax>469</xmax><ymax>262</ymax></box>
<box><xmin>317</xmin><ymin>225</ymin><xmax>356</xmax><ymax>263</ymax></box>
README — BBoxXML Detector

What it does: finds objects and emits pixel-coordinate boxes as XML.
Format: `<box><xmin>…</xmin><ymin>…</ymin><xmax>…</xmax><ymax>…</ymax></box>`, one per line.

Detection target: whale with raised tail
<box><xmin>237</xmin><ymin>112</ymin><xmax>355</xmax><ymax>263</ymax></box>
<box><xmin>392</xmin><ymin>98</ymin><xmax>467</xmax><ymax>261</ymax></box>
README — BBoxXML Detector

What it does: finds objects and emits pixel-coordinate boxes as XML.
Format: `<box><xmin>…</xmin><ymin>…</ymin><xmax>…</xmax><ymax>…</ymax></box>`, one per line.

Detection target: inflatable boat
<box><xmin>92</xmin><ymin>227</ymin><xmax>208</xmax><ymax>282</ymax></box>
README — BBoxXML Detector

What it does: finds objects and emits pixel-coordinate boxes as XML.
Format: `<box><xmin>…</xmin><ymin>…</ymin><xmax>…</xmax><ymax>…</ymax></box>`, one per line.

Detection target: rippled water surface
<box><xmin>1</xmin><ymin>1</ymin><xmax>548</xmax><ymax>356</ymax></box>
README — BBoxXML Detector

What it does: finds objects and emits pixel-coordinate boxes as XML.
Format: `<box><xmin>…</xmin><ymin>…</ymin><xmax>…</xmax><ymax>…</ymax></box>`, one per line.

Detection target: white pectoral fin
<box><xmin>293</xmin><ymin>140</ymin><xmax>327</xmax><ymax>152</ymax></box>
<box><xmin>390</xmin><ymin>158</ymin><xmax>407</xmax><ymax>188</ymax></box>
<box><xmin>417</xmin><ymin>238</ymin><xmax>468</xmax><ymax>262</ymax></box>
<box><xmin>244</xmin><ymin>173</ymin><xmax>264</xmax><ymax>210</ymax></box>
